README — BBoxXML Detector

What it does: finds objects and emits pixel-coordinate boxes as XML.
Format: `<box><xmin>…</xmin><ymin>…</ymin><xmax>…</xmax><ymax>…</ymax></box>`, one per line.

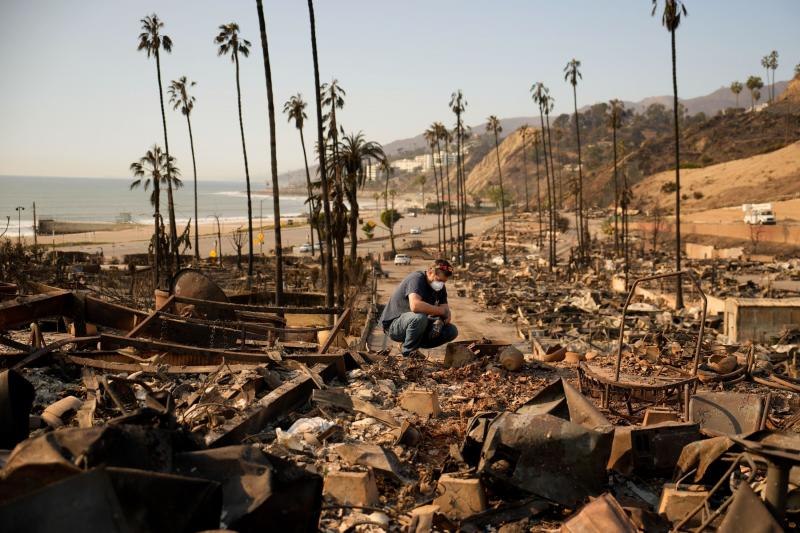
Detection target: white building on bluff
<box><xmin>390</xmin><ymin>152</ymin><xmax>459</xmax><ymax>174</ymax></box>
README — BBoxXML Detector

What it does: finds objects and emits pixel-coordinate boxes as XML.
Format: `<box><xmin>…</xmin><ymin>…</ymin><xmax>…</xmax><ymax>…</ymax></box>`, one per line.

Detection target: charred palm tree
<box><xmin>424</xmin><ymin>126</ymin><xmax>442</xmax><ymax>253</ymax></box>
<box><xmin>306</xmin><ymin>0</ymin><xmax>334</xmax><ymax>309</ymax></box>
<box><xmin>284</xmin><ymin>94</ymin><xmax>317</xmax><ymax>257</ymax></box>
<box><xmin>543</xmin><ymin>96</ymin><xmax>559</xmax><ymax>267</ymax></box>
<box><xmin>321</xmin><ymin>79</ymin><xmax>347</xmax><ymax>306</ymax></box>
<box><xmin>435</xmin><ymin>122</ymin><xmax>454</xmax><ymax>258</ymax></box>
<box><xmin>532</xmin><ymin>130</ymin><xmax>545</xmax><ymax>249</ymax></box>
<box><xmin>449</xmin><ymin>90</ymin><xmax>468</xmax><ymax>265</ymax></box>
<box><xmin>607</xmin><ymin>99</ymin><xmax>625</xmax><ymax>257</ymax></box>
<box><xmin>215</xmin><ymin>23</ymin><xmax>256</xmax><ymax>277</ymax></box>
<box><xmin>338</xmin><ymin>132</ymin><xmax>385</xmax><ymax>264</ymax></box>
<box><xmin>564</xmin><ymin>58</ymin><xmax>585</xmax><ymax>260</ymax></box>
<box><xmin>130</xmin><ymin>146</ymin><xmax>182</xmax><ymax>272</ymax></box>
<box><xmin>137</xmin><ymin>14</ymin><xmax>178</xmax><ymax>280</ymax></box>
<box><xmin>652</xmin><ymin>0</ymin><xmax>688</xmax><ymax>309</ymax></box>
<box><xmin>255</xmin><ymin>0</ymin><xmax>284</xmax><ymax>302</ymax></box>
<box><xmin>168</xmin><ymin>77</ymin><xmax>199</xmax><ymax>262</ymax></box>
<box><xmin>486</xmin><ymin>116</ymin><xmax>507</xmax><ymax>264</ymax></box>
<box><xmin>531</xmin><ymin>83</ymin><xmax>555</xmax><ymax>270</ymax></box>
<box><xmin>519</xmin><ymin>125</ymin><xmax>531</xmax><ymax>212</ymax></box>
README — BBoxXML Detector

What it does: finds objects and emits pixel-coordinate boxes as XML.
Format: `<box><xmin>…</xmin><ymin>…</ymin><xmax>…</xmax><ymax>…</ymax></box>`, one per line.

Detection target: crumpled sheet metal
<box><xmin>717</xmin><ymin>481</ymin><xmax>785</xmax><ymax>533</ymax></box>
<box><xmin>562</xmin><ymin>493</ymin><xmax>638</xmax><ymax>533</ymax></box>
<box><xmin>675</xmin><ymin>436</ymin><xmax>736</xmax><ymax>483</ymax></box>
<box><xmin>476</xmin><ymin>379</ymin><xmax>614</xmax><ymax>508</ymax></box>
<box><xmin>0</xmin><ymin>425</ymin><xmax>176</xmax><ymax>503</ymax></box>
<box><xmin>689</xmin><ymin>391</ymin><xmax>768</xmax><ymax>436</ymax></box>
<box><xmin>174</xmin><ymin>445</ymin><xmax>322</xmax><ymax>533</ymax></box>
<box><xmin>0</xmin><ymin>369</ymin><xmax>35</xmax><ymax>449</ymax></box>
<box><xmin>0</xmin><ymin>466</ymin><xmax>222</xmax><ymax>533</ymax></box>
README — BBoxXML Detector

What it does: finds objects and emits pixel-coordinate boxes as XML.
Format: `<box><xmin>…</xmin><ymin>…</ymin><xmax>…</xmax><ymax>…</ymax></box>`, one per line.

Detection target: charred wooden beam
<box><xmin>11</xmin><ymin>335</ymin><xmax>100</xmax><ymax>370</ymax></box>
<box><xmin>320</xmin><ymin>308</ymin><xmax>352</xmax><ymax>354</ymax></box>
<box><xmin>125</xmin><ymin>295</ymin><xmax>175</xmax><ymax>338</ymax></box>
<box><xmin>210</xmin><ymin>361</ymin><xmax>339</xmax><ymax>448</ymax></box>
<box><xmin>0</xmin><ymin>292</ymin><xmax>73</xmax><ymax>331</ymax></box>
<box><xmin>84</xmin><ymin>295</ymin><xmax>149</xmax><ymax>332</ymax></box>
<box><xmin>99</xmin><ymin>334</ymin><xmax>274</xmax><ymax>364</ymax></box>
<box><xmin>174</xmin><ymin>295</ymin><xmax>340</xmax><ymax>315</ymax></box>
<box><xmin>64</xmin><ymin>354</ymin><xmax>267</xmax><ymax>375</ymax></box>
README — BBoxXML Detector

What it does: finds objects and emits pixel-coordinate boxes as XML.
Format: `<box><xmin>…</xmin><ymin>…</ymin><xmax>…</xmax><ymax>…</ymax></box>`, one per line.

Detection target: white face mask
<box><xmin>431</xmin><ymin>280</ymin><xmax>445</xmax><ymax>291</ymax></box>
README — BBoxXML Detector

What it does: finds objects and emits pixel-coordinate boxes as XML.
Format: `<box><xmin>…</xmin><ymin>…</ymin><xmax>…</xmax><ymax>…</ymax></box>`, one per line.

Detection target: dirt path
<box><xmin>374</xmin><ymin>258</ymin><xmax>527</xmax><ymax>358</ymax></box>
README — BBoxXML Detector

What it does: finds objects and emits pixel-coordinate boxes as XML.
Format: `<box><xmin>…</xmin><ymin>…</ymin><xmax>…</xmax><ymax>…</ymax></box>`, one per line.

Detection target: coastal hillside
<box><xmin>464</xmin><ymin>128</ymin><xmax>532</xmax><ymax>199</ymax></box>
<box><xmin>459</xmin><ymin>75</ymin><xmax>800</xmax><ymax>212</ymax></box>
<box><xmin>632</xmin><ymin>141</ymin><xmax>800</xmax><ymax>212</ymax></box>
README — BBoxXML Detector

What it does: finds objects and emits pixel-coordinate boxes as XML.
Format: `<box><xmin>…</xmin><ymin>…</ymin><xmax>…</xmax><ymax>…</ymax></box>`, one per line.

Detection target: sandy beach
<box><xmin>27</xmin><ymin>192</ymin><xmax>487</xmax><ymax>261</ymax></box>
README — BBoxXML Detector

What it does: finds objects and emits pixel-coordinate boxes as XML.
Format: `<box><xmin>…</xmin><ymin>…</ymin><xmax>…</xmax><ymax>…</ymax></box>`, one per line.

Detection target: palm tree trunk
<box><xmin>256</xmin><ymin>0</ymin><xmax>283</xmax><ymax>304</ymax></box>
<box><xmin>521</xmin><ymin>134</ymin><xmax>530</xmax><ymax>212</ymax></box>
<box><xmin>348</xmin><ymin>186</ymin><xmax>358</xmax><ymax>265</ymax></box>
<box><xmin>155</xmin><ymin>50</ymin><xmax>180</xmax><ymax>274</ymax></box>
<box><xmin>671</xmin><ymin>28</ymin><xmax>683</xmax><ymax>309</ymax></box>
<box><xmin>537</xmin><ymin>113</ymin><xmax>553</xmax><ymax>271</ymax></box>
<box><xmin>444</xmin><ymin>143</ymin><xmax>454</xmax><ymax>259</ymax></box>
<box><xmin>494</xmin><ymin>131</ymin><xmax>507</xmax><ymax>264</ymax></box>
<box><xmin>572</xmin><ymin>84</ymin><xmax>585</xmax><ymax>261</ymax></box>
<box><xmin>430</xmin><ymin>146</ymin><xmax>441</xmax><ymax>254</ymax></box>
<box><xmin>233</xmin><ymin>54</ymin><xmax>255</xmax><ymax>280</ymax></box>
<box><xmin>329</xmin><ymin>110</ymin><xmax>345</xmax><ymax>308</ymax></box>
<box><xmin>458</xmin><ymin>120</ymin><xmax>467</xmax><ymax>265</ymax></box>
<box><xmin>307</xmin><ymin>0</ymin><xmax>335</xmax><ymax>311</ymax></box>
<box><xmin>533</xmin><ymin>137</ymin><xmax>544</xmax><ymax>250</ymax></box>
<box><xmin>612</xmin><ymin>123</ymin><xmax>619</xmax><ymax>257</ymax></box>
<box><xmin>545</xmin><ymin>109</ymin><xmax>558</xmax><ymax>267</ymax></box>
<box><xmin>298</xmin><ymin>127</ymin><xmax>316</xmax><ymax>257</ymax></box>
<box><xmin>453</xmin><ymin>125</ymin><xmax>463</xmax><ymax>264</ymax></box>
<box><xmin>186</xmin><ymin>115</ymin><xmax>199</xmax><ymax>261</ymax></box>
<box><xmin>434</xmin><ymin>141</ymin><xmax>445</xmax><ymax>255</ymax></box>
<box><xmin>152</xmin><ymin>183</ymin><xmax>161</xmax><ymax>288</ymax></box>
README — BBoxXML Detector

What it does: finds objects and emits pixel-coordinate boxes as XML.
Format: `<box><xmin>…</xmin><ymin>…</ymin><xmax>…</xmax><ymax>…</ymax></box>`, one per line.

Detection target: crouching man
<box><xmin>379</xmin><ymin>259</ymin><xmax>458</xmax><ymax>356</ymax></box>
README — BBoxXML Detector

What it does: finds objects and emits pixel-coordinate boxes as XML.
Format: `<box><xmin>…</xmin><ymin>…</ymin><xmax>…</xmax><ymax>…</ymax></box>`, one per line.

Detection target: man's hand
<box><xmin>440</xmin><ymin>305</ymin><xmax>451</xmax><ymax>324</ymax></box>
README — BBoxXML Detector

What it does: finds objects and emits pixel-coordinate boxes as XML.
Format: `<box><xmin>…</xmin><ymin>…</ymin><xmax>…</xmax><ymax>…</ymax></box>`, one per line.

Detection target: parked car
<box><xmin>394</xmin><ymin>254</ymin><xmax>412</xmax><ymax>265</ymax></box>
<box><xmin>296</xmin><ymin>243</ymin><xmax>321</xmax><ymax>253</ymax></box>
<box><xmin>410</xmin><ymin>227</ymin><xmax>422</xmax><ymax>235</ymax></box>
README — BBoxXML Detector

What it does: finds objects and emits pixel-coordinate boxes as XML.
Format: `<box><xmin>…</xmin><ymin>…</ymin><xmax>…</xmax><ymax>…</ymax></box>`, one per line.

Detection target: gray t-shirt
<box><xmin>380</xmin><ymin>270</ymin><xmax>448</xmax><ymax>328</ymax></box>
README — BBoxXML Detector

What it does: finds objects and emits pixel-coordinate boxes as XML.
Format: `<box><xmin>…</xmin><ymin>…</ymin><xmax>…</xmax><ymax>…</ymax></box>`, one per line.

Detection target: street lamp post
<box><xmin>15</xmin><ymin>206</ymin><xmax>25</xmax><ymax>242</ymax></box>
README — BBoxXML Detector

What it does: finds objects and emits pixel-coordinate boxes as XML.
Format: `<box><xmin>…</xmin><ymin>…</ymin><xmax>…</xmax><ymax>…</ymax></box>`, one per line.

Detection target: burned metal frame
<box><xmin>578</xmin><ymin>270</ymin><xmax>708</xmax><ymax>417</ymax></box>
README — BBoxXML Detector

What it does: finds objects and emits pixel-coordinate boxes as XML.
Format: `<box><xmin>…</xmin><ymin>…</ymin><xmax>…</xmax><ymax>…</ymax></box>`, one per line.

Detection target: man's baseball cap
<box><xmin>431</xmin><ymin>259</ymin><xmax>453</xmax><ymax>277</ymax></box>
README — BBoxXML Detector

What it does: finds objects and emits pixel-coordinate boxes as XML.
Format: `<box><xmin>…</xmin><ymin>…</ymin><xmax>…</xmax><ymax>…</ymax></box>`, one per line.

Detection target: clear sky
<box><xmin>1</xmin><ymin>0</ymin><xmax>798</xmax><ymax>182</ymax></box>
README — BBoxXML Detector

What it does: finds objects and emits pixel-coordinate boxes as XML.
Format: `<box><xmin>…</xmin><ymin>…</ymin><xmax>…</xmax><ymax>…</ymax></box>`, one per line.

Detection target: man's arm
<box><xmin>408</xmin><ymin>293</ymin><xmax>448</xmax><ymax>318</ymax></box>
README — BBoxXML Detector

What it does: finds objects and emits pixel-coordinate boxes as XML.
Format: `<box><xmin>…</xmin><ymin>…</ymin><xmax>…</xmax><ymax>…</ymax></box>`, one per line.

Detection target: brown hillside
<box><xmin>584</xmin><ymin>106</ymin><xmax>800</xmax><ymax>207</ymax></box>
<box><xmin>777</xmin><ymin>74</ymin><xmax>800</xmax><ymax>105</ymax></box>
<box><xmin>632</xmin><ymin>141</ymin><xmax>800</xmax><ymax>212</ymax></box>
<box><xmin>465</xmin><ymin>128</ymin><xmax>543</xmax><ymax>204</ymax></box>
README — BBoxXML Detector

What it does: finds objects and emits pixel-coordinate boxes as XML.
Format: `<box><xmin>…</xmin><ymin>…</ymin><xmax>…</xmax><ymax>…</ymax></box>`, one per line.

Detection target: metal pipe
<box><xmin>765</xmin><ymin>459</ymin><xmax>790</xmax><ymax>521</ymax></box>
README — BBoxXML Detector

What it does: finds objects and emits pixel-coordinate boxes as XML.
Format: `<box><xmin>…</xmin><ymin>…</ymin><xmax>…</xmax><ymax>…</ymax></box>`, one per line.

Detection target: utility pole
<box><xmin>15</xmin><ymin>206</ymin><xmax>25</xmax><ymax>242</ymax></box>
<box><xmin>32</xmin><ymin>202</ymin><xmax>37</xmax><ymax>247</ymax></box>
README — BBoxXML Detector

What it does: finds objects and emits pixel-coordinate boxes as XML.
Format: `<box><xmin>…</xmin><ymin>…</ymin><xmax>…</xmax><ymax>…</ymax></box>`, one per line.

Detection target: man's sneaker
<box><xmin>403</xmin><ymin>349</ymin><xmax>425</xmax><ymax>359</ymax></box>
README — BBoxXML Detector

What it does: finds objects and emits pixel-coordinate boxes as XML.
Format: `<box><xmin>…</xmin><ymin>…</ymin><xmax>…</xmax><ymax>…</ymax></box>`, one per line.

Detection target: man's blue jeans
<box><xmin>386</xmin><ymin>312</ymin><xmax>458</xmax><ymax>355</ymax></box>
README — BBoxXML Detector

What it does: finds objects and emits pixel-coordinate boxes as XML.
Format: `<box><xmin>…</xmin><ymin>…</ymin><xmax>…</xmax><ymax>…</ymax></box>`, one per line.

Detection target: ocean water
<box><xmin>0</xmin><ymin>176</ymin><xmax>308</xmax><ymax>236</ymax></box>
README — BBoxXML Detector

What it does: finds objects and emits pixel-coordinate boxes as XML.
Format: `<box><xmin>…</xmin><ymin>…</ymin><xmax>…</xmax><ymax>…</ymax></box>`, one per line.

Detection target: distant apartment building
<box><xmin>390</xmin><ymin>152</ymin><xmax>458</xmax><ymax>174</ymax></box>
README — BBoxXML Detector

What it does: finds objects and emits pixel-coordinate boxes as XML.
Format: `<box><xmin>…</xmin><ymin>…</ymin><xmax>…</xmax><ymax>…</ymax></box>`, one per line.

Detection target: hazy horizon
<box><xmin>1</xmin><ymin>0</ymin><xmax>798</xmax><ymax>182</ymax></box>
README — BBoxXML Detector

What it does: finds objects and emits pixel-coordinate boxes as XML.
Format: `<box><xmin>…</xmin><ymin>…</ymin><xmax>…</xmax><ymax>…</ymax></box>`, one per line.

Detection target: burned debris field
<box><xmin>2</xmin><ymin>210</ymin><xmax>800</xmax><ymax>532</ymax></box>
